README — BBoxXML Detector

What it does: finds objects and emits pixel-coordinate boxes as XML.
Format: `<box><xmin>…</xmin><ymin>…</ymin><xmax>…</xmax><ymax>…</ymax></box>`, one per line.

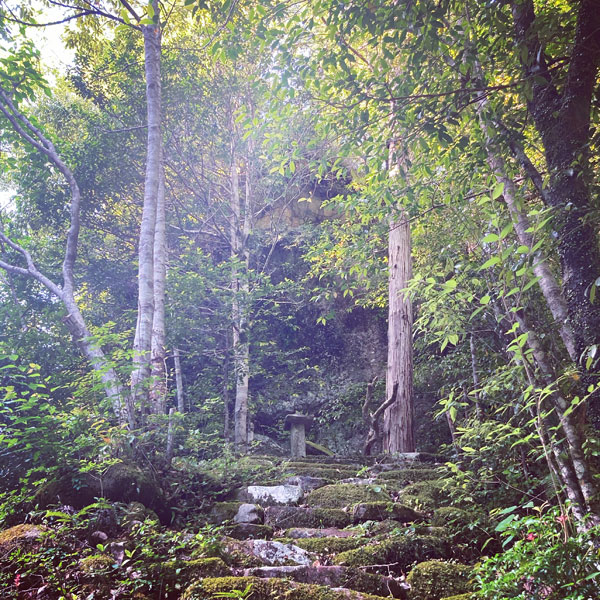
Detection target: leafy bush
<box><xmin>476</xmin><ymin>504</ymin><xmax>600</xmax><ymax>600</ymax></box>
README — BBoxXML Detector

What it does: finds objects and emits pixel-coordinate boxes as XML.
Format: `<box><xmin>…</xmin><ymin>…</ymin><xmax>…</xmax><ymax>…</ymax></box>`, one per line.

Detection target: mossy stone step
<box><xmin>183</xmin><ymin>576</ymin><xmax>392</xmax><ymax>600</ymax></box>
<box><xmin>406</xmin><ymin>560</ymin><xmax>472</xmax><ymax>600</ymax></box>
<box><xmin>284</xmin><ymin>527</ymin><xmax>359</xmax><ymax>539</ymax></box>
<box><xmin>305</xmin><ymin>484</ymin><xmax>391</xmax><ymax>509</ymax></box>
<box><xmin>275</xmin><ymin>536</ymin><xmax>366</xmax><ymax>554</ymax></box>
<box><xmin>373</xmin><ymin>468</ymin><xmax>440</xmax><ymax>483</ymax></box>
<box><xmin>333</xmin><ymin>534</ymin><xmax>450</xmax><ymax>575</ymax></box>
<box><xmin>352</xmin><ymin>502</ymin><xmax>424</xmax><ymax>524</ymax></box>
<box><xmin>264</xmin><ymin>506</ymin><xmax>351</xmax><ymax>529</ymax></box>
<box><xmin>244</xmin><ymin>565</ymin><xmax>405</xmax><ymax>598</ymax></box>
<box><xmin>398</xmin><ymin>480</ymin><xmax>453</xmax><ymax>511</ymax></box>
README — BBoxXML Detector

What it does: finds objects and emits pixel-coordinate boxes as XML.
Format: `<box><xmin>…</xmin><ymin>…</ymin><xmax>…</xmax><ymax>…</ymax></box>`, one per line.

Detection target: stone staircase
<box><xmin>185</xmin><ymin>454</ymin><xmax>474</xmax><ymax>600</ymax></box>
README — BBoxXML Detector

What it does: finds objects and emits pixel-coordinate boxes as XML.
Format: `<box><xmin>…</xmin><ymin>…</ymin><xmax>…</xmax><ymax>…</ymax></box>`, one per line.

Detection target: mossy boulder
<box><xmin>306</xmin><ymin>484</ymin><xmax>391</xmax><ymax>509</ymax></box>
<box><xmin>0</xmin><ymin>524</ymin><xmax>48</xmax><ymax>552</ymax></box>
<box><xmin>407</xmin><ymin>560</ymin><xmax>472</xmax><ymax>600</ymax></box>
<box><xmin>275</xmin><ymin>536</ymin><xmax>366</xmax><ymax>554</ymax></box>
<box><xmin>352</xmin><ymin>502</ymin><xmax>424</xmax><ymax>523</ymax></box>
<box><xmin>208</xmin><ymin>502</ymin><xmax>243</xmax><ymax>524</ymax></box>
<box><xmin>398</xmin><ymin>480</ymin><xmax>450</xmax><ymax>511</ymax></box>
<box><xmin>334</xmin><ymin>535</ymin><xmax>450</xmax><ymax>574</ymax></box>
<box><xmin>34</xmin><ymin>462</ymin><xmax>169</xmax><ymax>523</ymax></box>
<box><xmin>265</xmin><ymin>506</ymin><xmax>351</xmax><ymax>529</ymax></box>
<box><xmin>183</xmin><ymin>576</ymin><xmax>391</xmax><ymax>600</ymax></box>
<box><xmin>122</xmin><ymin>501</ymin><xmax>160</xmax><ymax>530</ymax></box>
<box><xmin>79</xmin><ymin>554</ymin><xmax>115</xmax><ymax>575</ymax></box>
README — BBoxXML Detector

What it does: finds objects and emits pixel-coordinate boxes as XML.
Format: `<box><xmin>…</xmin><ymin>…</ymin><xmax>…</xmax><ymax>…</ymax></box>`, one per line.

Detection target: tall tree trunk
<box><xmin>230</xmin><ymin>135</ymin><xmax>251</xmax><ymax>451</ymax></box>
<box><xmin>150</xmin><ymin>161</ymin><xmax>167</xmax><ymax>414</ymax></box>
<box><xmin>131</xmin><ymin>6</ymin><xmax>163</xmax><ymax>415</ymax></box>
<box><xmin>173</xmin><ymin>347</ymin><xmax>185</xmax><ymax>413</ymax></box>
<box><xmin>511</xmin><ymin>0</ymin><xmax>600</xmax><ymax>427</ymax></box>
<box><xmin>383</xmin><ymin>210</ymin><xmax>416</xmax><ymax>453</ymax></box>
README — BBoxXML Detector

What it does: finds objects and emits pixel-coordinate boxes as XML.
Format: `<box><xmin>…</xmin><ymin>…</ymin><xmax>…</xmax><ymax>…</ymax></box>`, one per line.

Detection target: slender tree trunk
<box><xmin>131</xmin><ymin>4</ymin><xmax>162</xmax><ymax>415</ymax></box>
<box><xmin>469</xmin><ymin>334</ymin><xmax>482</xmax><ymax>419</ymax></box>
<box><xmin>173</xmin><ymin>347</ymin><xmax>185</xmax><ymax>413</ymax></box>
<box><xmin>230</xmin><ymin>134</ymin><xmax>251</xmax><ymax>451</ymax></box>
<box><xmin>150</xmin><ymin>161</ymin><xmax>167</xmax><ymax>414</ymax></box>
<box><xmin>384</xmin><ymin>210</ymin><xmax>415</xmax><ymax>453</ymax></box>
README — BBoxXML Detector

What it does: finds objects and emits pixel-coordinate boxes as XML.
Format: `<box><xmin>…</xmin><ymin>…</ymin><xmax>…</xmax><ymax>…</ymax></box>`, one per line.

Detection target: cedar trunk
<box><xmin>384</xmin><ymin>211</ymin><xmax>415</xmax><ymax>453</ymax></box>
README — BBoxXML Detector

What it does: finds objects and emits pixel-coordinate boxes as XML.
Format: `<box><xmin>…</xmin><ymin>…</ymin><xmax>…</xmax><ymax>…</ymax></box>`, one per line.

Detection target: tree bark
<box><xmin>230</xmin><ymin>132</ymin><xmax>251</xmax><ymax>451</ymax></box>
<box><xmin>511</xmin><ymin>0</ymin><xmax>600</xmax><ymax>426</ymax></box>
<box><xmin>384</xmin><ymin>210</ymin><xmax>416</xmax><ymax>453</ymax></box>
<box><xmin>173</xmin><ymin>347</ymin><xmax>185</xmax><ymax>413</ymax></box>
<box><xmin>150</xmin><ymin>160</ymin><xmax>167</xmax><ymax>414</ymax></box>
<box><xmin>131</xmin><ymin>3</ymin><xmax>162</xmax><ymax>415</ymax></box>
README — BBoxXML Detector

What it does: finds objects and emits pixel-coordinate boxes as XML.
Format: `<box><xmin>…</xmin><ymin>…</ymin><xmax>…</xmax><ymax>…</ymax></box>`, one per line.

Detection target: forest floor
<box><xmin>0</xmin><ymin>453</ymin><xmax>482</xmax><ymax>599</ymax></box>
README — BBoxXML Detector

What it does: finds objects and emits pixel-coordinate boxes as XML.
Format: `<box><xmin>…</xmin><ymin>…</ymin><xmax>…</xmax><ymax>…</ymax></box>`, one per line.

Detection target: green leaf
<box><xmin>480</xmin><ymin>256</ymin><xmax>500</xmax><ymax>270</ymax></box>
<box><xmin>491</xmin><ymin>182</ymin><xmax>504</xmax><ymax>200</ymax></box>
<box><xmin>482</xmin><ymin>233</ymin><xmax>499</xmax><ymax>243</ymax></box>
<box><xmin>480</xmin><ymin>295</ymin><xmax>491</xmax><ymax>305</ymax></box>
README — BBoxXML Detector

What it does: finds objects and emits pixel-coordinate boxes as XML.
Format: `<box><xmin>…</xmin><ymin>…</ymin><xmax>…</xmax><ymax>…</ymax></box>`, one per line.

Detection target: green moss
<box><xmin>208</xmin><ymin>502</ymin><xmax>242</xmax><ymax>524</ymax></box>
<box><xmin>440</xmin><ymin>595</ymin><xmax>476</xmax><ymax>600</ymax></box>
<box><xmin>376</xmin><ymin>468</ymin><xmax>440</xmax><ymax>482</ymax></box>
<box><xmin>154</xmin><ymin>557</ymin><xmax>230</xmax><ymax>583</ymax></box>
<box><xmin>306</xmin><ymin>440</ymin><xmax>334</xmax><ymax>456</ymax></box>
<box><xmin>274</xmin><ymin>536</ymin><xmax>365</xmax><ymax>554</ymax></box>
<box><xmin>306</xmin><ymin>484</ymin><xmax>391</xmax><ymax>509</ymax></box>
<box><xmin>0</xmin><ymin>524</ymin><xmax>47</xmax><ymax>551</ymax></box>
<box><xmin>281</xmin><ymin>463</ymin><xmax>359</xmax><ymax>479</ymax></box>
<box><xmin>182</xmin><ymin>576</ymin><xmax>390</xmax><ymax>599</ymax></box>
<box><xmin>334</xmin><ymin>535</ymin><xmax>449</xmax><ymax>574</ymax></box>
<box><xmin>398</xmin><ymin>480</ymin><xmax>451</xmax><ymax>511</ymax></box>
<box><xmin>407</xmin><ymin>560</ymin><xmax>472</xmax><ymax>600</ymax></box>
<box><xmin>352</xmin><ymin>502</ymin><xmax>423</xmax><ymax>523</ymax></box>
<box><xmin>80</xmin><ymin>554</ymin><xmax>114</xmax><ymax>574</ymax></box>
<box><xmin>265</xmin><ymin>506</ymin><xmax>351</xmax><ymax>529</ymax></box>
<box><xmin>432</xmin><ymin>507</ymin><xmax>491</xmax><ymax>556</ymax></box>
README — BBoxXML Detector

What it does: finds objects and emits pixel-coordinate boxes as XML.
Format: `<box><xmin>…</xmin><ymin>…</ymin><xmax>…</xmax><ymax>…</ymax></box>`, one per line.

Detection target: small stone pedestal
<box><xmin>284</xmin><ymin>413</ymin><xmax>314</xmax><ymax>458</ymax></box>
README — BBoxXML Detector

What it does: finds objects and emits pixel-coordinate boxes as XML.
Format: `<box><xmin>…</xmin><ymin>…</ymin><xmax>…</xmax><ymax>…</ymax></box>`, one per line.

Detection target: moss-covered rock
<box><xmin>0</xmin><ymin>524</ymin><xmax>48</xmax><ymax>551</ymax></box>
<box><xmin>154</xmin><ymin>556</ymin><xmax>230</xmax><ymax>583</ymax></box>
<box><xmin>375</xmin><ymin>468</ymin><xmax>440</xmax><ymax>484</ymax></box>
<box><xmin>407</xmin><ymin>560</ymin><xmax>472</xmax><ymax>600</ymax></box>
<box><xmin>182</xmin><ymin>576</ymin><xmax>391</xmax><ymax>599</ymax></box>
<box><xmin>122</xmin><ymin>501</ymin><xmax>160</xmax><ymax>530</ymax></box>
<box><xmin>264</xmin><ymin>506</ymin><xmax>351</xmax><ymax>529</ymax></box>
<box><xmin>275</xmin><ymin>536</ymin><xmax>366</xmax><ymax>554</ymax></box>
<box><xmin>79</xmin><ymin>554</ymin><xmax>115</xmax><ymax>575</ymax></box>
<box><xmin>432</xmin><ymin>507</ymin><xmax>492</xmax><ymax>557</ymax></box>
<box><xmin>398</xmin><ymin>480</ymin><xmax>450</xmax><ymax>511</ymax></box>
<box><xmin>306</xmin><ymin>484</ymin><xmax>391</xmax><ymax>509</ymax></box>
<box><xmin>225</xmin><ymin>523</ymin><xmax>274</xmax><ymax>540</ymax></box>
<box><xmin>208</xmin><ymin>502</ymin><xmax>242</xmax><ymax>524</ymax></box>
<box><xmin>334</xmin><ymin>535</ymin><xmax>450</xmax><ymax>574</ymax></box>
<box><xmin>34</xmin><ymin>462</ymin><xmax>169</xmax><ymax>522</ymax></box>
<box><xmin>352</xmin><ymin>502</ymin><xmax>423</xmax><ymax>523</ymax></box>
<box><xmin>440</xmin><ymin>595</ymin><xmax>476</xmax><ymax>600</ymax></box>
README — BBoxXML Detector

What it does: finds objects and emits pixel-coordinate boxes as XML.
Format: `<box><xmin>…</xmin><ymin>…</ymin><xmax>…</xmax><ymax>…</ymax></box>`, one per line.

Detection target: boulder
<box><xmin>238</xmin><ymin>539</ymin><xmax>312</xmax><ymax>566</ymax></box>
<box><xmin>0</xmin><ymin>524</ymin><xmax>48</xmax><ymax>552</ymax></box>
<box><xmin>243</xmin><ymin>485</ymin><xmax>303</xmax><ymax>506</ymax></box>
<box><xmin>234</xmin><ymin>503</ymin><xmax>264</xmax><ymax>524</ymax></box>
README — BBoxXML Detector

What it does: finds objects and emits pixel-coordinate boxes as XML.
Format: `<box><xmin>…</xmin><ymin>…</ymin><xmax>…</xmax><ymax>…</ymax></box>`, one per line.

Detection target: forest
<box><xmin>0</xmin><ymin>0</ymin><xmax>599</xmax><ymax>598</ymax></box>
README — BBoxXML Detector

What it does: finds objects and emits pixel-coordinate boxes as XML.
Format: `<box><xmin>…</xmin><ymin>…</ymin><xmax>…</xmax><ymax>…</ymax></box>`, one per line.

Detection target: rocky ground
<box><xmin>0</xmin><ymin>453</ymin><xmax>485</xmax><ymax>599</ymax></box>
